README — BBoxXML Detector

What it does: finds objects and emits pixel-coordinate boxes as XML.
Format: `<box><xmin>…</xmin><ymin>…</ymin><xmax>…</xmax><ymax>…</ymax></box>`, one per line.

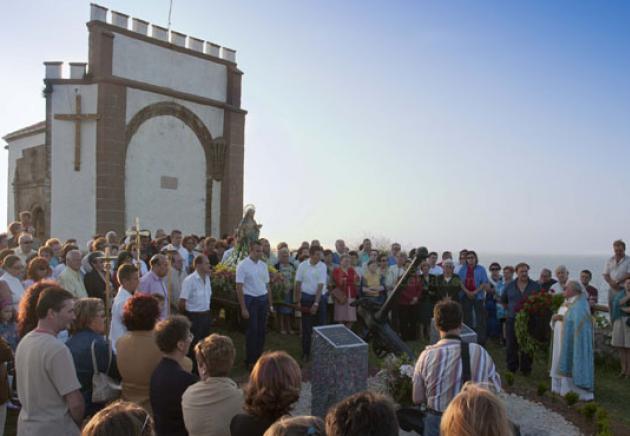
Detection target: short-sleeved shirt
<box><xmin>295</xmin><ymin>260</ymin><xmax>327</xmax><ymax>295</ymax></box>
<box><xmin>16</xmin><ymin>330</ymin><xmax>82</xmax><ymax>436</ymax></box>
<box><xmin>603</xmin><ymin>255</ymin><xmax>630</xmax><ymax>286</ymax></box>
<box><xmin>236</xmin><ymin>257</ymin><xmax>270</xmax><ymax>297</ymax></box>
<box><xmin>501</xmin><ymin>278</ymin><xmax>541</xmax><ymax>319</ymax></box>
<box><xmin>180</xmin><ymin>271</ymin><xmax>212</xmax><ymax>312</ymax></box>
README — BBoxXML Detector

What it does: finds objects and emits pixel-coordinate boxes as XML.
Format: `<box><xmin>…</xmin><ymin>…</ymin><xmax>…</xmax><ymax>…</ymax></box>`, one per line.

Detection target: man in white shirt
<box><xmin>14</xmin><ymin>233</ymin><xmax>36</xmax><ymax>264</ymax></box>
<box><xmin>109</xmin><ymin>264</ymin><xmax>139</xmax><ymax>353</ymax></box>
<box><xmin>295</xmin><ymin>245</ymin><xmax>327</xmax><ymax>360</ymax></box>
<box><xmin>236</xmin><ymin>240</ymin><xmax>272</xmax><ymax>368</ymax></box>
<box><xmin>179</xmin><ymin>254</ymin><xmax>212</xmax><ymax>364</ymax></box>
<box><xmin>171</xmin><ymin>229</ymin><xmax>190</xmax><ymax>271</ymax></box>
<box><xmin>603</xmin><ymin>239</ymin><xmax>630</xmax><ymax>312</ymax></box>
<box><xmin>428</xmin><ymin>252</ymin><xmax>443</xmax><ymax>276</ymax></box>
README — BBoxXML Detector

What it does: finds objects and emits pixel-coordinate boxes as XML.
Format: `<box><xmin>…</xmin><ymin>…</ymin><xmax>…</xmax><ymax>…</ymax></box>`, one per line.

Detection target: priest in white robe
<box><xmin>550</xmin><ymin>280</ymin><xmax>594</xmax><ymax>400</ymax></box>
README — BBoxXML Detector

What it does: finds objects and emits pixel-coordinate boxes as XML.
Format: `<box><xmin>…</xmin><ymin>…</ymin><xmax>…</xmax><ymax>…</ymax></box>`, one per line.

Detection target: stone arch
<box><xmin>123</xmin><ymin>102</ymin><xmax>225</xmax><ymax>235</ymax></box>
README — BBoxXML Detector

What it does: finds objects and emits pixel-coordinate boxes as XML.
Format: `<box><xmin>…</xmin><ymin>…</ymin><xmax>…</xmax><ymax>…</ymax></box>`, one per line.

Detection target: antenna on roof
<box><xmin>167</xmin><ymin>0</ymin><xmax>174</xmax><ymax>30</ymax></box>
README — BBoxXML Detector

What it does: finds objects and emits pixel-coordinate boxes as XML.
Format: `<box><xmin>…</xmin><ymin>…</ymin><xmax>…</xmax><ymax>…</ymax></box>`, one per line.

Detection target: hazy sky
<box><xmin>1</xmin><ymin>0</ymin><xmax>628</xmax><ymax>255</ymax></box>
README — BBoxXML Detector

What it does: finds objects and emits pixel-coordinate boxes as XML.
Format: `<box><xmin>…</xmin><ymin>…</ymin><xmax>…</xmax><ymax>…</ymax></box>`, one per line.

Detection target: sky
<box><xmin>1</xmin><ymin>0</ymin><xmax>629</xmax><ymax>255</ymax></box>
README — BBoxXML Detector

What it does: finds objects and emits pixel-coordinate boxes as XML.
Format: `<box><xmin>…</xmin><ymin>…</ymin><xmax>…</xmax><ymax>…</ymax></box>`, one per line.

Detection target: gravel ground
<box><xmin>293</xmin><ymin>377</ymin><xmax>582</xmax><ymax>436</ymax></box>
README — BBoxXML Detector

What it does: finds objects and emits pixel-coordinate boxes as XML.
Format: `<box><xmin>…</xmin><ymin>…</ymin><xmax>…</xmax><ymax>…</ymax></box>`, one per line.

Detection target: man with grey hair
<box><xmin>58</xmin><ymin>249</ymin><xmax>88</xmax><ymax>298</ymax></box>
<box><xmin>538</xmin><ymin>267</ymin><xmax>557</xmax><ymax>292</ymax></box>
<box><xmin>550</xmin><ymin>265</ymin><xmax>569</xmax><ymax>293</ymax></box>
<box><xmin>549</xmin><ymin>280</ymin><xmax>594</xmax><ymax>400</ymax></box>
<box><xmin>14</xmin><ymin>233</ymin><xmax>36</xmax><ymax>264</ymax></box>
<box><xmin>332</xmin><ymin>239</ymin><xmax>346</xmax><ymax>265</ymax></box>
<box><xmin>140</xmin><ymin>254</ymin><xmax>169</xmax><ymax>318</ymax></box>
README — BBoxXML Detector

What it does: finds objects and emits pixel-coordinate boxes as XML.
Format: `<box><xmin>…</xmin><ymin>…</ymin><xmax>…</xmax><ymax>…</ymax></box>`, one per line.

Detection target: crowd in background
<box><xmin>0</xmin><ymin>210</ymin><xmax>629</xmax><ymax>435</ymax></box>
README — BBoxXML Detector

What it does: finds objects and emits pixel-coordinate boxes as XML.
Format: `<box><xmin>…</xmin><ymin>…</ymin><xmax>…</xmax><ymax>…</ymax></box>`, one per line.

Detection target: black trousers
<box><xmin>505</xmin><ymin>318</ymin><xmax>532</xmax><ymax>374</ymax></box>
<box><xmin>399</xmin><ymin>304</ymin><xmax>419</xmax><ymax>341</ymax></box>
<box><xmin>185</xmin><ymin>311</ymin><xmax>212</xmax><ymax>370</ymax></box>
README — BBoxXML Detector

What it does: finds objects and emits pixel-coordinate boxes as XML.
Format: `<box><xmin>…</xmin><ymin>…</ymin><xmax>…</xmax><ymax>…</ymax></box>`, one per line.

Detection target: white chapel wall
<box><xmin>6</xmin><ymin>132</ymin><xmax>45</xmax><ymax>223</ymax></box>
<box><xmin>125</xmin><ymin>116</ymin><xmax>206</xmax><ymax>236</ymax></box>
<box><xmin>126</xmin><ymin>88</ymin><xmax>224</xmax><ymax>137</ymax></box>
<box><xmin>112</xmin><ymin>33</ymin><xmax>228</xmax><ymax>102</ymax></box>
<box><xmin>50</xmin><ymin>84</ymin><xmax>98</xmax><ymax>246</ymax></box>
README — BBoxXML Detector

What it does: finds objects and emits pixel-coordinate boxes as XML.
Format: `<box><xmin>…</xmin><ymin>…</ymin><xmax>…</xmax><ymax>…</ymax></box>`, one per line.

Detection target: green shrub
<box><xmin>596</xmin><ymin>406</ymin><xmax>611</xmax><ymax>436</ymax></box>
<box><xmin>504</xmin><ymin>372</ymin><xmax>514</xmax><ymax>386</ymax></box>
<box><xmin>578</xmin><ymin>402</ymin><xmax>598</xmax><ymax>420</ymax></box>
<box><xmin>536</xmin><ymin>382</ymin><xmax>547</xmax><ymax>396</ymax></box>
<box><xmin>564</xmin><ymin>391</ymin><xmax>579</xmax><ymax>406</ymax></box>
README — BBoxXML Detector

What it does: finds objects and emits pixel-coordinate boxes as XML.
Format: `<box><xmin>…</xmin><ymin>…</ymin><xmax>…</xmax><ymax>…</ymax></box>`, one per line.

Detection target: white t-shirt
<box><xmin>180</xmin><ymin>271</ymin><xmax>212</xmax><ymax>312</ymax></box>
<box><xmin>109</xmin><ymin>287</ymin><xmax>133</xmax><ymax>353</ymax></box>
<box><xmin>236</xmin><ymin>257</ymin><xmax>269</xmax><ymax>297</ymax></box>
<box><xmin>16</xmin><ymin>331</ymin><xmax>82</xmax><ymax>436</ymax></box>
<box><xmin>295</xmin><ymin>260</ymin><xmax>327</xmax><ymax>295</ymax></box>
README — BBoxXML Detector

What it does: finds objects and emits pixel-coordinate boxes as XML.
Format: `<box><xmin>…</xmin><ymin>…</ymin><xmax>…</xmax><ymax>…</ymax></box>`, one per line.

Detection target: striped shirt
<box><xmin>412</xmin><ymin>338</ymin><xmax>501</xmax><ymax>412</ymax></box>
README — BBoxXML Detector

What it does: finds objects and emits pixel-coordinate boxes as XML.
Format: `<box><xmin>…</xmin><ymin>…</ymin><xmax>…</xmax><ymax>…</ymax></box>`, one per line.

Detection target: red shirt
<box><xmin>399</xmin><ymin>274</ymin><xmax>423</xmax><ymax>305</ymax></box>
<box><xmin>332</xmin><ymin>267</ymin><xmax>358</xmax><ymax>298</ymax></box>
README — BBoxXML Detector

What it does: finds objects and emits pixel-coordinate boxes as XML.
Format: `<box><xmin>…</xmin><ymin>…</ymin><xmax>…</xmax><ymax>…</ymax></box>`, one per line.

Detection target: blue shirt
<box><xmin>457</xmin><ymin>265</ymin><xmax>489</xmax><ymax>301</ymax></box>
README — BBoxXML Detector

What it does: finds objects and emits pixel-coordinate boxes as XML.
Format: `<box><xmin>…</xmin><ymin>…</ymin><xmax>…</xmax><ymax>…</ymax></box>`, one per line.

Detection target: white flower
<box><xmin>399</xmin><ymin>364</ymin><xmax>414</xmax><ymax>378</ymax></box>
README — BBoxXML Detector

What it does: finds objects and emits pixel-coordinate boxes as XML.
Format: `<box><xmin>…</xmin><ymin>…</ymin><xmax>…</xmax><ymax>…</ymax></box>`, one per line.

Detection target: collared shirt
<box><xmin>58</xmin><ymin>267</ymin><xmax>88</xmax><ymax>299</ymax></box>
<box><xmin>236</xmin><ymin>257</ymin><xmax>269</xmax><ymax>297</ymax></box>
<box><xmin>109</xmin><ymin>287</ymin><xmax>133</xmax><ymax>353</ymax></box>
<box><xmin>603</xmin><ymin>255</ymin><xmax>630</xmax><ymax>286</ymax></box>
<box><xmin>295</xmin><ymin>260</ymin><xmax>327</xmax><ymax>296</ymax></box>
<box><xmin>458</xmin><ymin>265</ymin><xmax>489</xmax><ymax>301</ymax></box>
<box><xmin>180</xmin><ymin>271</ymin><xmax>212</xmax><ymax>312</ymax></box>
<box><xmin>140</xmin><ymin>271</ymin><xmax>168</xmax><ymax>318</ymax></box>
<box><xmin>501</xmin><ymin>278</ymin><xmax>541</xmax><ymax>319</ymax></box>
<box><xmin>14</xmin><ymin>247</ymin><xmax>35</xmax><ymax>265</ymax></box>
<box><xmin>412</xmin><ymin>338</ymin><xmax>501</xmax><ymax>412</ymax></box>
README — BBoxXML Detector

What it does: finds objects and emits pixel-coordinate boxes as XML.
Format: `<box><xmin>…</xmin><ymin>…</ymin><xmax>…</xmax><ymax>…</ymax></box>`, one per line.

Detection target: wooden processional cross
<box><xmin>54</xmin><ymin>94</ymin><xmax>100</xmax><ymax>171</ymax></box>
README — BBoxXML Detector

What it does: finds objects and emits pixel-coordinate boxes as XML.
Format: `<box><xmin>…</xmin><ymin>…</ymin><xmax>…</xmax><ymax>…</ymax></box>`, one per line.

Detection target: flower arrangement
<box><xmin>515</xmin><ymin>291</ymin><xmax>562</xmax><ymax>356</ymax></box>
<box><xmin>211</xmin><ymin>263</ymin><xmax>237</xmax><ymax>301</ymax></box>
<box><xmin>381</xmin><ymin>354</ymin><xmax>415</xmax><ymax>406</ymax></box>
<box><xmin>268</xmin><ymin>265</ymin><xmax>287</xmax><ymax>304</ymax></box>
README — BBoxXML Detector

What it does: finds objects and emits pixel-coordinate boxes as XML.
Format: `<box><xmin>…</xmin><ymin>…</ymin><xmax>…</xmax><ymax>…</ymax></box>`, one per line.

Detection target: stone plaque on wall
<box><xmin>160</xmin><ymin>176</ymin><xmax>178</xmax><ymax>190</ymax></box>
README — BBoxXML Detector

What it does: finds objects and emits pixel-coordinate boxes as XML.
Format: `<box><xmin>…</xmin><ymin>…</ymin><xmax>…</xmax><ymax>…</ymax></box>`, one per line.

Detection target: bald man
<box><xmin>58</xmin><ymin>249</ymin><xmax>88</xmax><ymax>298</ymax></box>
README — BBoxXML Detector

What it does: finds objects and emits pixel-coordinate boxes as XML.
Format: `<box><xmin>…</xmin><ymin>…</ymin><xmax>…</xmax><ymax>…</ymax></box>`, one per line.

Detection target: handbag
<box><xmin>331</xmin><ymin>287</ymin><xmax>347</xmax><ymax>305</ymax></box>
<box><xmin>91</xmin><ymin>339</ymin><xmax>121</xmax><ymax>403</ymax></box>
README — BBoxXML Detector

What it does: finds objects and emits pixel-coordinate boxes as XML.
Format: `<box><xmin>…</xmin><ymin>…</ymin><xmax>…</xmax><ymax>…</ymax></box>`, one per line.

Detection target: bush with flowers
<box><xmin>515</xmin><ymin>291</ymin><xmax>564</xmax><ymax>356</ymax></box>
<box><xmin>381</xmin><ymin>354</ymin><xmax>415</xmax><ymax>406</ymax></box>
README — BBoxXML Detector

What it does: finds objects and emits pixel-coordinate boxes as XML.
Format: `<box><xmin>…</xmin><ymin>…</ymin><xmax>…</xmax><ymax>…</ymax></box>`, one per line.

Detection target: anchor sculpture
<box><xmin>352</xmin><ymin>247</ymin><xmax>429</xmax><ymax>359</ymax></box>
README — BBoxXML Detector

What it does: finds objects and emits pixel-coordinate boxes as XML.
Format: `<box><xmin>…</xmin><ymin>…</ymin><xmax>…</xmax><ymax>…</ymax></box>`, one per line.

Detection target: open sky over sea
<box><xmin>1</xmin><ymin>0</ymin><xmax>629</xmax><ymax>254</ymax></box>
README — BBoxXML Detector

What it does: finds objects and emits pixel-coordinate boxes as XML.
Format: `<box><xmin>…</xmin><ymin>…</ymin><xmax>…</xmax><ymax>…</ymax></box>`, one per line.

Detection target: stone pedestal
<box><xmin>311</xmin><ymin>325</ymin><xmax>368</xmax><ymax>417</ymax></box>
<box><xmin>430</xmin><ymin>319</ymin><xmax>478</xmax><ymax>344</ymax></box>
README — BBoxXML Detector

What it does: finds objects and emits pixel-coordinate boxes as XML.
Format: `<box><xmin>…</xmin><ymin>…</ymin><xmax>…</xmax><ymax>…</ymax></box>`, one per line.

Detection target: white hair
<box><xmin>555</xmin><ymin>265</ymin><xmax>568</xmax><ymax>274</ymax></box>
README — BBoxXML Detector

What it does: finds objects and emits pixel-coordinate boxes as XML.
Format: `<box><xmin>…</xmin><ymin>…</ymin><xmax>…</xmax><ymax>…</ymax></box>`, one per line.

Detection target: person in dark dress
<box><xmin>83</xmin><ymin>251</ymin><xmax>108</xmax><ymax>302</ymax></box>
<box><xmin>230</xmin><ymin>351</ymin><xmax>302</xmax><ymax>436</ymax></box>
<box><xmin>150</xmin><ymin>315</ymin><xmax>197</xmax><ymax>436</ymax></box>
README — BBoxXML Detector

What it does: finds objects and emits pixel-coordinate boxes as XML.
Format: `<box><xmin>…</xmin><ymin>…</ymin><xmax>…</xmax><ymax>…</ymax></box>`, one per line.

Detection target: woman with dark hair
<box><xmin>83</xmin><ymin>252</ymin><xmax>110</xmax><ymax>302</ymax></box>
<box><xmin>16</xmin><ymin>279</ymin><xmax>58</xmax><ymax>339</ymax></box>
<box><xmin>116</xmin><ymin>294</ymin><xmax>162</xmax><ymax>412</ymax></box>
<box><xmin>230</xmin><ymin>351</ymin><xmax>302</xmax><ymax>436</ymax></box>
<box><xmin>457</xmin><ymin>250</ymin><xmax>490</xmax><ymax>346</ymax></box>
<box><xmin>66</xmin><ymin>298</ymin><xmax>120</xmax><ymax>416</ymax></box>
<box><xmin>23</xmin><ymin>256</ymin><xmax>53</xmax><ymax>288</ymax></box>
<box><xmin>82</xmin><ymin>400</ymin><xmax>155</xmax><ymax>436</ymax></box>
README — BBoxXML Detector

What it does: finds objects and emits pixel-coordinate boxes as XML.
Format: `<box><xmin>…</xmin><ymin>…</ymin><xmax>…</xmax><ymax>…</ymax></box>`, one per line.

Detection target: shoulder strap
<box><xmin>444</xmin><ymin>334</ymin><xmax>471</xmax><ymax>383</ymax></box>
<box><xmin>91</xmin><ymin>338</ymin><xmax>112</xmax><ymax>375</ymax></box>
<box><xmin>460</xmin><ymin>340</ymin><xmax>471</xmax><ymax>383</ymax></box>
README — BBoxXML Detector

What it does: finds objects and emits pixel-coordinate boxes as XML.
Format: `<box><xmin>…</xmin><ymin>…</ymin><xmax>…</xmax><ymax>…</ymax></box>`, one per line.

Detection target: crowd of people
<box><xmin>0</xmin><ymin>211</ymin><xmax>629</xmax><ymax>435</ymax></box>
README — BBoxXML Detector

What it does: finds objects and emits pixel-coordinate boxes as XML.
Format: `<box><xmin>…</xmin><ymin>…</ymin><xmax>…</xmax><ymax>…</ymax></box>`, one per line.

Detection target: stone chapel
<box><xmin>3</xmin><ymin>3</ymin><xmax>245</xmax><ymax>246</ymax></box>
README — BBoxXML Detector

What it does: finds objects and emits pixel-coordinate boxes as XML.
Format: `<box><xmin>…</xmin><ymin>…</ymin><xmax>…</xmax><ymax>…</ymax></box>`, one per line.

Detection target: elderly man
<box><xmin>604</xmin><ymin>239</ymin><xmax>630</xmax><ymax>313</ymax></box>
<box><xmin>6</xmin><ymin>222</ymin><xmax>22</xmax><ymax>249</ymax></box>
<box><xmin>550</xmin><ymin>265</ymin><xmax>569</xmax><ymax>293</ymax></box>
<box><xmin>58</xmin><ymin>249</ymin><xmax>88</xmax><ymax>298</ymax></box>
<box><xmin>501</xmin><ymin>262</ymin><xmax>541</xmax><ymax>375</ymax></box>
<box><xmin>140</xmin><ymin>254</ymin><xmax>169</xmax><ymax>318</ymax></box>
<box><xmin>14</xmin><ymin>233</ymin><xmax>36</xmax><ymax>264</ymax></box>
<box><xmin>538</xmin><ymin>268</ymin><xmax>557</xmax><ymax>292</ymax></box>
<box><xmin>388</xmin><ymin>242</ymin><xmax>402</xmax><ymax>266</ymax></box>
<box><xmin>550</xmin><ymin>280</ymin><xmax>594</xmax><ymax>400</ymax></box>
<box><xmin>332</xmin><ymin>239</ymin><xmax>347</xmax><ymax>265</ymax></box>
<box><xmin>165</xmin><ymin>251</ymin><xmax>187</xmax><ymax>304</ymax></box>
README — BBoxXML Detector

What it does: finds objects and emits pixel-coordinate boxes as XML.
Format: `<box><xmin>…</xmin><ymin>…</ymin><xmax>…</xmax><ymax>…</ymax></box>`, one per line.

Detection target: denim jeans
<box><xmin>300</xmin><ymin>293</ymin><xmax>321</xmax><ymax>358</ymax></box>
<box><xmin>244</xmin><ymin>294</ymin><xmax>269</xmax><ymax>366</ymax></box>
<box><xmin>423</xmin><ymin>413</ymin><xmax>441</xmax><ymax>436</ymax></box>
